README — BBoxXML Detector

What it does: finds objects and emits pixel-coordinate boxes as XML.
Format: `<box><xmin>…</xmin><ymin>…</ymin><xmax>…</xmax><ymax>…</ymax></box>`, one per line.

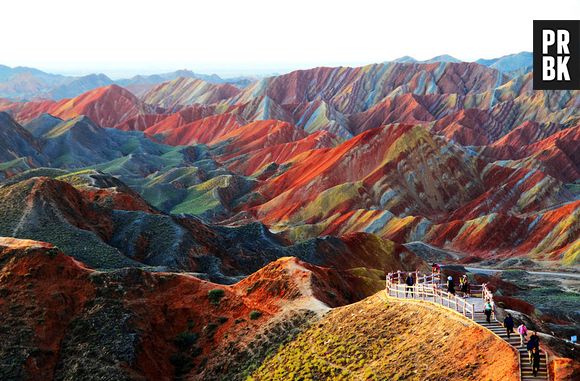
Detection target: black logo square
<box><xmin>533</xmin><ymin>20</ymin><xmax>580</xmax><ymax>90</ymax></box>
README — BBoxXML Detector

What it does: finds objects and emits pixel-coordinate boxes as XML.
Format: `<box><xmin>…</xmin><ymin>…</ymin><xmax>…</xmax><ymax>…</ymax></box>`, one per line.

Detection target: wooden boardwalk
<box><xmin>384</xmin><ymin>271</ymin><xmax>548</xmax><ymax>381</ymax></box>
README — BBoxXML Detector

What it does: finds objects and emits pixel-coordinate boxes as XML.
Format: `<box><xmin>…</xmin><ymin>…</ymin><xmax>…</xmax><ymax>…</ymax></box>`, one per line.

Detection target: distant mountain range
<box><xmin>392</xmin><ymin>54</ymin><xmax>462</xmax><ymax>63</ymax></box>
<box><xmin>0</xmin><ymin>65</ymin><xmax>256</xmax><ymax>100</ymax></box>
<box><xmin>392</xmin><ymin>51</ymin><xmax>532</xmax><ymax>77</ymax></box>
<box><xmin>0</xmin><ymin>53</ymin><xmax>533</xmax><ymax>100</ymax></box>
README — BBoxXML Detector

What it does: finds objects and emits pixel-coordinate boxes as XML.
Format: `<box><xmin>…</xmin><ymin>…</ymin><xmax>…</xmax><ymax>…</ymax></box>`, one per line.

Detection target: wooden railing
<box><xmin>387</xmin><ymin>270</ymin><xmax>441</xmax><ymax>286</ymax></box>
<box><xmin>546</xmin><ymin>351</ymin><xmax>551</xmax><ymax>381</ymax></box>
<box><xmin>385</xmin><ymin>272</ymin><xmax>475</xmax><ymax>320</ymax></box>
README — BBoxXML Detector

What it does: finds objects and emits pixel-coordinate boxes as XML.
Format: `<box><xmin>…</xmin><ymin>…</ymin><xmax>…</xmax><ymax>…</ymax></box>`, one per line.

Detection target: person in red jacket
<box><xmin>517</xmin><ymin>323</ymin><xmax>528</xmax><ymax>347</ymax></box>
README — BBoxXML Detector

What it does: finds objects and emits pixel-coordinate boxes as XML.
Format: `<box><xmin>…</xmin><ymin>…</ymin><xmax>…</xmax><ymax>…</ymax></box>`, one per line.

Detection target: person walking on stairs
<box><xmin>503</xmin><ymin>313</ymin><xmax>514</xmax><ymax>339</ymax></box>
<box><xmin>532</xmin><ymin>347</ymin><xmax>542</xmax><ymax>377</ymax></box>
<box><xmin>447</xmin><ymin>276</ymin><xmax>455</xmax><ymax>295</ymax></box>
<box><xmin>527</xmin><ymin>331</ymin><xmax>540</xmax><ymax>364</ymax></box>
<box><xmin>483</xmin><ymin>299</ymin><xmax>493</xmax><ymax>323</ymax></box>
<box><xmin>405</xmin><ymin>273</ymin><xmax>415</xmax><ymax>298</ymax></box>
<box><xmin>517</xmin><ymin>322</ymin><xmax>528</xmax><ymax>347</ymax></box>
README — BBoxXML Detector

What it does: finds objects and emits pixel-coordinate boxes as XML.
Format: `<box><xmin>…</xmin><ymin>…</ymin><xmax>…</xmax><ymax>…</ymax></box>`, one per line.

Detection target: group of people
<box><xmin>445</xmin><ymin>275</ymin><xmax>492</xmax><ymax>324</ymax></box>
<box><xmin>504</xmin><ymin>315</ymin><xmax>543</xmax><ymax>377</ymax></box>
<box><xmin>400</xmin><ymin>267</ymin><xmax>472</xmax><ymax>299</ymax></box>
<box><xmin>445</xmin><ymin>274</ymin><xmax>470</xmax><ymax>298</ymax></box>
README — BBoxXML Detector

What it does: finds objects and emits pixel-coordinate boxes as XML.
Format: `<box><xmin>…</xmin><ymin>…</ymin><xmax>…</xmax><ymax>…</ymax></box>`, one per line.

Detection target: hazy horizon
<box><xmin>2</xmin><ymin>51</ymin><xmax>531</xmax><ymax>80</ymax></box>
<box><xmin>3</xmin><ymin>0</ymin><xmax>578</xmax><ymax>79</ymax></box>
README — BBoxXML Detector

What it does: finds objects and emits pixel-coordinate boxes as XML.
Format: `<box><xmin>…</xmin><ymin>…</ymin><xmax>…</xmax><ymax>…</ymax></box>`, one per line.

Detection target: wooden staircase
<box><xmin>474</xmin><ymin>311</ymin><xmax>548</xmax><ymax>380</ymax></box>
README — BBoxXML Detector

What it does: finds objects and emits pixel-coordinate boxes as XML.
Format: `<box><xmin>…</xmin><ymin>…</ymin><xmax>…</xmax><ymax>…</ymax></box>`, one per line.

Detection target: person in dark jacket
<box><xmin>503</xmin><ymin>313</ymin><xmax>514</xmax><ymax>339</ymax></box>
<box><xmin>446</xmin><ymin>276</ymin><xmax>455</xmax><ymax>295</ymax></box>
<box><xmin>532</xmin><ymin>347</ymin><xmax>542</xmax><ymax>376</ymax></box>
<box><xmin>527</xmin><ymin>331</ymin><xmax>540</xmax><ymax>364</ymax></box>
<box><xmin>405</xmin><ymin>274</ymin><xmax>415</xmax><ymax>298</ymax></box>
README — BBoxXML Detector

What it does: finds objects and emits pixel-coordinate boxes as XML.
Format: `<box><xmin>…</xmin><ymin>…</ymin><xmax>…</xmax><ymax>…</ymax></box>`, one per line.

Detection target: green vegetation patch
<box><xmin>207</xmin><ymin>289</ymin><xmax>225</xmax><ymax>306</ymax></box>
<box><xmin>173</xmin><ymin>331</ymin><xmax>199</xmax><ymax>351</ymax></box>
<box><xmin>0</xmin><ymin>157</ymin><xmax>31</xmax><ymax>172</ymax></box>
<box><xmin>249</xmin><ymin>310</ymin><xmax>262</xmax><ymax>320</ymax></box>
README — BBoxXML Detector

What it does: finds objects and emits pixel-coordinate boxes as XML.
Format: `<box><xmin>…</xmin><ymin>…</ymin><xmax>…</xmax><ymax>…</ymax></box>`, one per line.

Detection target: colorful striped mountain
<box><xmin>0</xmin><ymin>59</ymin><xmax>577</xmax><ymax>267</ymax></box>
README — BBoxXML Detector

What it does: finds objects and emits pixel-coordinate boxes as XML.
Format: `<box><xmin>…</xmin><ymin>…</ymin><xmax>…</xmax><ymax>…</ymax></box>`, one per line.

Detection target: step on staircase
<box><xmin>473</xmin><ymin>312</ymin><xmax>548</xmax><ymax>381</ymax></box>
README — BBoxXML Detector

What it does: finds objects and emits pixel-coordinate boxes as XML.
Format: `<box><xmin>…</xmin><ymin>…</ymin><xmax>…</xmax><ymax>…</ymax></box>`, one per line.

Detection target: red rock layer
<box><xmin>0</xmin><ymin>237</ymin><xmax>415</xmax><ymax>379</ymax></box>
<box><xmin>0</xmin><ymin>85</ymin><xmax>150</xmax><ymax>127</ymax></box>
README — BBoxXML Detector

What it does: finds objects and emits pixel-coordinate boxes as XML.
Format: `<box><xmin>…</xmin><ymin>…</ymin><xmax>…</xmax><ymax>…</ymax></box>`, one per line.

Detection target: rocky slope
<box><xmin>0</xmin><ymin>85</ymin><xmax>152</xmax><ymax>127</ymax></box>
<box><xmin>0</xmin><ymin>237</ymin><xmax>420</xmax><ymax>380</ymax></box>
<box><xmin>141</xmin><ymin>77</ymin><xmax>241</xmax><ymax>110</ymax></box>
<box><xmin>0</xmin><ymin>171</ymin><xmax>424</xmax><ymax>283</ymax></box>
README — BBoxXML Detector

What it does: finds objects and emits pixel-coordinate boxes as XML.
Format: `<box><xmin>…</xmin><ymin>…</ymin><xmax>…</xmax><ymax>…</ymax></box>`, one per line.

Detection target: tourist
<box><xmin>532</xmin><ymin>347</ymin><xmax>542</xmax><ymax>376</ymax></box>
<box><xmin>460</xmin><ymin>275</ymin><xmax>469</xmax><ymax>298</ymax></box>
<box><xmin>527</xmin><ymin>331</ymin><xmax>540</xmax><ymax>364</ymax></box>
<box><xmin>517</xmin><ymin>323</ymin><xmax>528</xmax><ymax>347</ymax></box>
<box><xmin>431</xmin><ymin>263</ymin><xmax>440</xmax><ymax>273</ymax></box>
<box><xmin>405</xmin><ymin>273</ymin><xmax>415</xmax><ymax>298</ymax></box>
<box><xmin>483</xmin><ymin>299</ymin><xmax>493</xmax><ymax>323</ymax></box>
<box><xmin>464</xmin><ymin>278</ymin><xmax>470</xmax><ymax>298</ymax></box>
<box><xmin>503</xmin><ymin>313</ymin><xmax>514</xmax><ymax>339</ymax></box>
<box><xmin>447</xmin><ymin>276</ymin><xmax>455</xmax><ymax>295</ymax></box>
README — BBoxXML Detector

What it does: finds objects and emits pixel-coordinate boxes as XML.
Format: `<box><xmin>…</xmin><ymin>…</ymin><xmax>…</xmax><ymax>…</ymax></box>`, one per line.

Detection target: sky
<box><xmin>2</xmin><ymin>0</ymin><xmax>579</xmax><ymax>78</ymax></box>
